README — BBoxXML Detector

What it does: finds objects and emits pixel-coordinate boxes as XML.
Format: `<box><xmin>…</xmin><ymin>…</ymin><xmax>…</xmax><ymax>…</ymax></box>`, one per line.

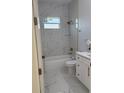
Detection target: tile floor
<box><xmin>44</xmin><ymin>60</ymin><xmax>89</xmax><ymax>93</ymax></box>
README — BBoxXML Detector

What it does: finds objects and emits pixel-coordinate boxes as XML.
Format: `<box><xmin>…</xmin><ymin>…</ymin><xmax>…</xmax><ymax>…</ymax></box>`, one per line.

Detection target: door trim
<box><xmin>32</xmin><ymin>0</ymin><xmax>44</xmax><ymax>93</ymax></box>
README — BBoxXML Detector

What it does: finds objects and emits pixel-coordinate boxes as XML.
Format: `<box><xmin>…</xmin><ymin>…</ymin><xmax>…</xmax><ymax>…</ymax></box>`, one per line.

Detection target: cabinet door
<box><xmin>76</xmin><ymin>60</ymin><xmax>88</xmax><ymax>86</ymax></box>
<box><xmin>87</xmin><ymin>65</ymin><xmax>91</xmax><ymax>89</ymax></box>
<box><xmin>79</xmin><ymin>61</ymin><xmax>88</xmax><ymax>86</ymax></box>
<box><xmin>76</xmin><ymin>60</ymin><xmax>81</xmax><ymax>81</ymax></box>
<box><xmin>81</xmin><ymin>62</ymin><xmax>90</xmax><ymax>89</ymax></box>
<box><xmin>84</xmin><ymin>63</ymin><xmax>90</xmax><ymax>89</ymax></box>
<box><xmin>76</xmin><ymin>60</ymin><xmax>90</xmax><ymax>89</ymax></box>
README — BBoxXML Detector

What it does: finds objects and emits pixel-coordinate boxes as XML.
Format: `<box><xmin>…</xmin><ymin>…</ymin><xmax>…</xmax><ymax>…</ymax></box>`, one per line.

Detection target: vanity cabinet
<box><xmin>76</xmin><ymin>54</ymin><xmax>91</xmax><ymax>90</ymax></box>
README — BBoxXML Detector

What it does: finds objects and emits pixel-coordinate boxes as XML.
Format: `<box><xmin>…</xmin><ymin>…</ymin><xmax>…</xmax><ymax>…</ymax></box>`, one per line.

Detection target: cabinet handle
<box><xmin>77</xmin><ymin>73</ymin><xmax>80</xmax><ymax>76</ymax></box>
<box><xmin>88</xmin><ymin>67</ymin><xmax>90</xmax><ymax>76</ymax></box>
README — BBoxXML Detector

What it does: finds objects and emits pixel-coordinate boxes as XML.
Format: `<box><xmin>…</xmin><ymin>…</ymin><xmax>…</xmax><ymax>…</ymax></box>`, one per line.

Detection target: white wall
<box><xmin>38</xmin><ymin>2</ymin><xmax>71</xmax><ymax>57</ymax></box>
<box><xmin>78</xmin><ymin>0</ymin><xmax>91</xmax><ymax>52</ymax></box>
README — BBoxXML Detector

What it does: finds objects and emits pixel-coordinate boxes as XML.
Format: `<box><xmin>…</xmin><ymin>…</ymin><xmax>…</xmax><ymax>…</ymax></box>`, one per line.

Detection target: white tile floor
<box><xmin>44</xmin><ymin>60</ymin><xmax>89</xmax><ymax>93</ymax></box>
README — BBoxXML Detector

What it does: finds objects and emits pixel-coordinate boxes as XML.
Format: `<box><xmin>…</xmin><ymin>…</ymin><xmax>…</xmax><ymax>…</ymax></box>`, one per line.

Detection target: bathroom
<box><xmin>38</xmin><ymin>0</ymin><xmax>91</xmax><ymax>93</ymax></box>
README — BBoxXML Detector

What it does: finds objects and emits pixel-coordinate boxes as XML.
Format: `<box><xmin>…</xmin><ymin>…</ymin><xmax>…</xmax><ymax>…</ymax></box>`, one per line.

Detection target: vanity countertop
<box><xmin>76</xmin><ymin>52</ymin><xmax>91</xmax><ymax>60</ymax></box>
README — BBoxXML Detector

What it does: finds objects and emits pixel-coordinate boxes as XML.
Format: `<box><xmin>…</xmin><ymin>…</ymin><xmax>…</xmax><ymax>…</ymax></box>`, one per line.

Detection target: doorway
<box><xmin>37</xmin><ymin>0</ymin><xmax>91</xmax><ymax>93</ymax></box>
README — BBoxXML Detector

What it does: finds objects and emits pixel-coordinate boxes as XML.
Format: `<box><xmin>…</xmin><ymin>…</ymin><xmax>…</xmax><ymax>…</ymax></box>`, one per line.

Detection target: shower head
<box><xmin>67</xmin><ymin>20</ymin><xmax>73</xmax><ymax>25</ymax></box>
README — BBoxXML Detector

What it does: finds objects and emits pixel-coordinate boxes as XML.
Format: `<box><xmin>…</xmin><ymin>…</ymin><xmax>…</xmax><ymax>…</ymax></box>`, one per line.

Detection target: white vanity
<box><xmin>76</xmin><ymin>52</ymin><xmax>91</xmax><ymax>90</ymax></box>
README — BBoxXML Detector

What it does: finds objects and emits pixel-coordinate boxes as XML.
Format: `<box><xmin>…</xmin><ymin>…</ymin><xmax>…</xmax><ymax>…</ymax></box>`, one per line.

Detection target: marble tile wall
<box><xmin>38</xmin><ymin>2</ymin><xmax>71</xmax><ymax>57</ymax></box>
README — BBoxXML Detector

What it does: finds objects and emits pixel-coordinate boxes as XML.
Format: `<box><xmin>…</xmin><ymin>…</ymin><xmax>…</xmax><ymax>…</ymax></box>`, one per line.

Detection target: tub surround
<box><xmin>38</xmin><ymin>2</ymin><xmax>71</xmax><ymax>57</ymax></box>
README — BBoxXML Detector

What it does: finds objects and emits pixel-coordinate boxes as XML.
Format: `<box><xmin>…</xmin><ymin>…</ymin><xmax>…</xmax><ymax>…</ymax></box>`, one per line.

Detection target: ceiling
<box><xmin>39</xmin><ymin>0</ymin><xmax>72</xmax><ymax>4</ymax></box>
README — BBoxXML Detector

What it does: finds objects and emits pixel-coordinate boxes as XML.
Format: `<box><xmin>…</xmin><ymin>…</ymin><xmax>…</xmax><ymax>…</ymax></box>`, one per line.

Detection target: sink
<box><xmin>87</xmin><ymin>53</ymin><xmax>91</xmax><ymax>57</ymax></box>
<box><xmin>76</xmin><ymin>52</ymin><xmax>91</xmax><ymax>59</ymax></box>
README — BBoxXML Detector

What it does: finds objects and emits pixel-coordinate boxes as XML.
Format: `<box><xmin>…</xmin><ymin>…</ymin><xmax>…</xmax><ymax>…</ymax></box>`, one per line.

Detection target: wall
<box><xmin>38</xmin><ymin>2</ymin><xmax>71</xmax><ymax>57</ymax></box>
<box><xmin>78</xmin><ymin>0</ymin><xmax>91</xmax><ymax>52</ymax></box>
<box><xmin>68</xmin><ymin>0</ymin><xmax>79</xmax><ymax>56</ymax></box>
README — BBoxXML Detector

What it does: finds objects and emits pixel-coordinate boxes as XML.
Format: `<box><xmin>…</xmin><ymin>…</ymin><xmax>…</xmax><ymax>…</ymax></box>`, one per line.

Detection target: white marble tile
<box><xmin>38</xmin><ymin>3</ymin><xmax>71</xmax><ymax>57</ymax></box>
<box><xmin>44</xmin><ymin>58</ymin><xmax>89</xmax><ymax>93</ymax></box>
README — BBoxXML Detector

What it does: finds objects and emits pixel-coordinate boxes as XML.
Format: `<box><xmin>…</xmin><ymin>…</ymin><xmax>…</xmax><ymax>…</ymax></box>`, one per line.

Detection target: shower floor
<box><xmin>44</xmin><ymin>57</ymin><xmax>89</xmax><ymax>93</ymax></box>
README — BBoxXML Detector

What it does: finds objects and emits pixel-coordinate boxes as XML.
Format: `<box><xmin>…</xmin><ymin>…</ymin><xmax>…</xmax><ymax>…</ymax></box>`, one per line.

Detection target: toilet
<box><xmin>65</xmin><ymin>60</ymin><xmax>76</xmax><ymax>75</ymax></box>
